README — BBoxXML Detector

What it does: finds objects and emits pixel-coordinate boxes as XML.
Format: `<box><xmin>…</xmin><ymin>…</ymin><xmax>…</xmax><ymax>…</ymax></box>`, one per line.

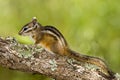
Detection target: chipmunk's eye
<box><xmin>23</xmin><ymin>27</ymin><xmax>28</xmax><ymax>31</ymax></box>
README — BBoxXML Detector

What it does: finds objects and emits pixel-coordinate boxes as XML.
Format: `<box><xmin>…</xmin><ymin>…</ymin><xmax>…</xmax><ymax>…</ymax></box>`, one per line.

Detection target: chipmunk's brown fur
<box><xmin>19</xmin><ymin>17</ymin><xmax>115</xmax><ymax>79</ymax></box>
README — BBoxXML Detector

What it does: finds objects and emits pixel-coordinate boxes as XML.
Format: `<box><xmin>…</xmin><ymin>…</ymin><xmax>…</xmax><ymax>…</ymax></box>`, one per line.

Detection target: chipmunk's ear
<box><xmin>32</xmin><ymin>17</ymin><xmax>37</xmax><ymax>24</ymax></box>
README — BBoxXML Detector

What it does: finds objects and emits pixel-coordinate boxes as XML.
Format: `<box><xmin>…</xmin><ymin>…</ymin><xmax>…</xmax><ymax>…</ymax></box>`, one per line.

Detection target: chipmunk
<box><xmin>19</xmin><ymin>17</ymin><xmax>115</xmax><ymax>79</ymax></box>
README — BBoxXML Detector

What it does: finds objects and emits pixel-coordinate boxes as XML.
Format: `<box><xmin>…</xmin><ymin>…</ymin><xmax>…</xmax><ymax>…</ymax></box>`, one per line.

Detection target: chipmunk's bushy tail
<box><xmin>67</xmin><ymin>49</ymin><xmax>115</xmax><ymax>79</ymax></box>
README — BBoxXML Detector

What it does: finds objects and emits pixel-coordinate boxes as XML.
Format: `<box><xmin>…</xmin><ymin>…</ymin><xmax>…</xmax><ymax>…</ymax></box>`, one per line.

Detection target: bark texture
<box><xmin>0</xmin><ymin>37</ymin><xmax>119</xmax><ymax>80</ymax></box>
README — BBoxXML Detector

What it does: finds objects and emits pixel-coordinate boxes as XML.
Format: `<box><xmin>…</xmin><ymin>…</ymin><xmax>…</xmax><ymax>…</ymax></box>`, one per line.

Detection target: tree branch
<box><xmin>0</xmin><ymin>37</ymin><xmax>119</xmax><ymax>80</ymax></box>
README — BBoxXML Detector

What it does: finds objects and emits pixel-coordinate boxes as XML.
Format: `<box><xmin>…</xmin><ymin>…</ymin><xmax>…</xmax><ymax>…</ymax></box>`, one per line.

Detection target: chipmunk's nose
<box><xmin>18</xmin><ymin>31</ymin><xmax>22</xmax><ymax>35</ymax></box>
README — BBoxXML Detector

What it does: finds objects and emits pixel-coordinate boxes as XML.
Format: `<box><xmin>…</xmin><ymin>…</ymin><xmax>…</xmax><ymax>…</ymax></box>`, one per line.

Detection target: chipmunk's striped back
<box><xmin>42</xmin><ymin>26</ymin><xmax>68</xmax><ymax>48</ymax></box>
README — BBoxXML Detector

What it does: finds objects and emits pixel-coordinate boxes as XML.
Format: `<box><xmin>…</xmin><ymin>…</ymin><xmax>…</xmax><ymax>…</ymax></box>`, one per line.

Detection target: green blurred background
<box><xmin>0</xmin><ymin>0</ymin><xmax>120</xmax><ymax>80</ymax></box>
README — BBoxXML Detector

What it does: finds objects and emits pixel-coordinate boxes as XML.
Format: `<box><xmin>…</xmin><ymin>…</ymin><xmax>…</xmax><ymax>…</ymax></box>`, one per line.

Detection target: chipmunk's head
<box><xmin>19</xmin><ymin>17</ymin><xmax>42</xmax><ymax>36</ymax></box>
